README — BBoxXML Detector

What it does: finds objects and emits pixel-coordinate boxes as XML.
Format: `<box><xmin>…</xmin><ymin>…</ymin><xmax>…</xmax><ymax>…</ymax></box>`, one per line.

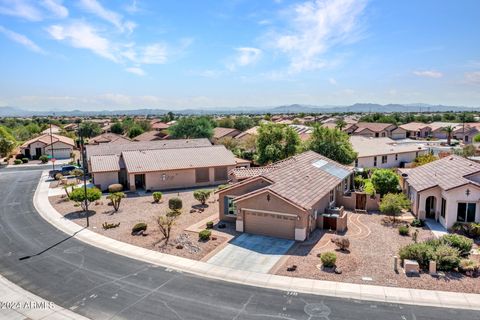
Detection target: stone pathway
<box><xmin>425</xmin><ymin>219</ymin><xmax>448</xmax><ymax>238</ymax></box>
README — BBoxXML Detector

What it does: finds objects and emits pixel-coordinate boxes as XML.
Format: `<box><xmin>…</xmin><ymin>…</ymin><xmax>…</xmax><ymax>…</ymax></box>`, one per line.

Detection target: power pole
<box><xmin>49</xmin><ymin>116</ymin><xmax>55</xmax><ymax>170</ymax></box>
<box><xmin>79</xmin><ymin>133</ymin><xmax>89</xmax><ymax>227</ymax></box>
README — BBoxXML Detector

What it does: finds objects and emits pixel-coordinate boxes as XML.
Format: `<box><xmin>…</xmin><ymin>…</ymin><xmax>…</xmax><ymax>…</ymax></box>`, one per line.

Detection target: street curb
<box><xmin>34</xmin><ymin>171</ymin><xmax>480</xmax><ymax>311</ymax></box>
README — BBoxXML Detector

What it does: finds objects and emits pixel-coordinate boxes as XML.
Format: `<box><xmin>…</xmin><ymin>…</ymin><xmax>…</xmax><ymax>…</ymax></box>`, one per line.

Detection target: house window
<box><xmin>395</xmin><ymin>154</ymin><xmax>398</xmax><ymax>161</ymax></box>
<box><xmin>195</xmin><ymin>168</ymin><xmax>210</xmax><ymax>183</ymax></box>
<box><xmin>354</xmin><ymin>159</ymin><xmax>358</xmax><ymax>167</ymax></box>
<box><xmin>329</xmin><ymin>189</ymin><xmax>334</xmax><ymax>204</ymax></box>
<box><xmin>441</xmin><ymin>198</ymin><xmax>446</xmax><ymax>219</ymax></box>
<box><xmin>465</xmin><ymin>135</ymin><xmax>469</xmax><ymax>142</ymax></box>
<box><xmin>457</xmin><ymin>202</ymin><xmax>476</xmax><ymax>222</ymax></box>
<box><xmin>375</xmin><ymin>132</ymin><xmax>379</xmax><ymax>137</ymax></box>
<box><xmin>381</xmin><ymin>132</ymin><xmax>386</xmax><ymax>137</ymax></box>
<box><xmin>224</xmin><ymin>196</ymin><xmax>236</xmax><ymax>215</ymax></box>
<box><xmin>214</xmin><ymin>166</ymin><xmax>228</xmax><ymax>181</ymax></box>
<box><xmin>373</xmin><ymin>156</ymin><xmax>377</xmax><ymax>167</ymax></box>
<box><xmin>381</xmin><ymin>155</ymin><xmax>387</xmax><ymax>164</ymax></box>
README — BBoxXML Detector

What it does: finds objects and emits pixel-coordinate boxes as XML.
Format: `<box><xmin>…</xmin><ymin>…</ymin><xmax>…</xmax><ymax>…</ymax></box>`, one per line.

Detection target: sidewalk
<box><xmin>0</xmin><ymin>274</ymin><xmax>90</xmax><ymax>320</ymax></box>
<box><xmin>34</xmin><ymin>171</ymin><xmax>480</xmax><ymax>311</ymax></box>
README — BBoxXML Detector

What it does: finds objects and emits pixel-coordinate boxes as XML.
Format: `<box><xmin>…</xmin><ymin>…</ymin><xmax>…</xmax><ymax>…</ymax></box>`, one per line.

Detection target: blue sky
<box><xmin>0</xmin><ymin>0</ymin><xmax>479</xmax><ymax>110</ymax></box>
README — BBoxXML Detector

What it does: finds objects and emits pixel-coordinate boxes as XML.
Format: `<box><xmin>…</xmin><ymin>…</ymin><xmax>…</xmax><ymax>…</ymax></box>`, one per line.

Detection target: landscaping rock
<box><xmin>190</xmin><ymin>209</ymin><xmax>196</xmax><ymax>213</ymax></box>
<box><xmin>176</xmin><ymin>244</ymin><xmax>184</xmax><ymax>249</ymax></box>
<box><xmin>211</xmin><ymin>236</ymin><xmax>217</xmax><ymax>241</ymax></box>
<box><xmin>334</xmin><ymin>268</ymin><xmax>342</xmax><ymax>274</ymax></box>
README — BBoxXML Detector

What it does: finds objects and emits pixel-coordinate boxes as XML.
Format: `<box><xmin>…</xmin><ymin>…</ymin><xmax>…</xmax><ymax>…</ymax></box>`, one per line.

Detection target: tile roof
<box><xmin>121</xmin><ymin>145</ymin><xmax>237</xmax><ymax>173</ymax></box>
<box><xmin>133</xmin><ymin>130</ymin><xmax>166</xmax><ymax>141</ymax></box>
<box><xmin>20</xmin><ymin>133</ymin><xmax>75</xmax><ymax>148</ymax></box>
<box><xmin>151</xmin><ymin>121</ymin><xmax>170</xmax><ymax>130</ymax></box>
<box><xmin>235</xmin><ymin>126</ymin><xmax>259</xmax><ymax>139</ymax></box>
<box><xmin>350</xmin><ymin>136</ymin><xmax>427</xmax><ymax>158</ymax></box>
<box><xmin>399</xmin><ymin>155</ymin><xmax>480</xmax><ymax>191</ymax></box>
<box><xmin>428</xmin><ymin>122</ymin><xmax>461</xmax><ymax>132</ymax></box>
<box><xmin>354</xmin><ymin>122</ymin><xmax>395</xmax><ymax>133</ymax></box>
<box><xmin>399</xmin><ymin>122</ymin><xmax>431</xmax><ymax>131</ymax></box>
<box><xmin>213</xmin><ymin>127</ymin><xmax>241</xmax><ymax>139</ymax></box>
<box><xmin>86</xmin><ymin>138</ymin><xmax>212</xmax><ymax>157</ymax></box>
<box><xmin>229</xmin><ymin>157</ymin><xmax>296</xmax><ymax>180</ymax></box>
<box><xmin>88</xmin><ymin>133</ymin><xmax>132</xmax><ymax>145</ymax></box>
<box><xmin>90</xmin><ymin>154</ymin><xmax>123</xmax><ymax>173</ymax></box>
<box><xmin>234</xmin><ymin>151</ymin><xmax>353</xmax><ymax>210</ymax></box>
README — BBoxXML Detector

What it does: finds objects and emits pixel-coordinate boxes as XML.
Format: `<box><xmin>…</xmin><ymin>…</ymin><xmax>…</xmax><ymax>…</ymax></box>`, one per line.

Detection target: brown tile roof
<box><xmin>229</xmin><ymin>157</ymin><xmax>297</xmax><ymax>180</ymax></box>
<box><xmin>90</xmin><ymin>154</ymin><xmax>124</xmax><ymax>173</ymax></box>
<box><xmin>86</xmin><ymin>138</ymin><xmax>212</xmax><ymax>157</ymax></box>
<box><xmin>350</xmin><ymin>136</ymin><xmax>427</xmax><ymax>158</ymax></box>
<box><xmin>121</xmin><ymin>145</ymin><xmax>236</xmax><ymax>173</ymax></box>
<box><xmin>213</xmin><ymin>127</ymin><xmax>241</xmax><ymax>139</ymax></box>
<box><xmin>235</xmin><ymin>126</ymin><xmax>259</xmax><ymax>139</ymax></box>
<box><xmin>399</xmin><ymin>122</ymin><xmax>431</xmax><ymax>131</ymax></box>
<box><xmin>234</xmin><ymin>151</ymin><xmax>353</xmax><ymax>210</ymax></box>
<box><xmin>88</xmin><ymin>133</ymin><xmax>131</xmax><ymax>145</ymax></box>
<box><xmin>354</xmin><ymin>122</ymin><xmax>395</xmax><ymax>133</ymax></box>
<box><xmin>151</xmin><ymin>121</ymin><xmax>170</xmax><ymax>130</ymax></box>
<box><xmin>20</xmin><ymin>133</ymin><xmax>75</xmax><ymax>149</ymax></box>
<box><xmin>399</xmin><ymin>155</ymin><xmax>480</xmax><ymax>192</ymax></box>
<box><xmin>133</xmin><ymin>130</ymin><xmax>166</xmax><ymax>141</ymax></box>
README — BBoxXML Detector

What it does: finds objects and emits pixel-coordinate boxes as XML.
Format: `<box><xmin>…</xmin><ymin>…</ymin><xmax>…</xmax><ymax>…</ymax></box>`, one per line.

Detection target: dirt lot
<box><xmin>275</xmin><ymin>212</ymin><xmax>480</xmax><ymax>293</ymax></box>
<box><xmin>50</xmin><ymin>188</ymin><xmax>235</xmax><ymax>260</ymax></box>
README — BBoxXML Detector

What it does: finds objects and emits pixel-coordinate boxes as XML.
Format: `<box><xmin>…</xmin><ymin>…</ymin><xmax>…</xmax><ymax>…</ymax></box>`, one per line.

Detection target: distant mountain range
<box><xmin>0</xmin><ymin>103</ymin><xmax>477</xmax><ymax>117</ymax></box>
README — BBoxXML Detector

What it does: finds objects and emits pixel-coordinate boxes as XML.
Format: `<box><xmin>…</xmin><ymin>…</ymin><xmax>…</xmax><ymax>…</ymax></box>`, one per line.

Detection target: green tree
<box><xmin>307</xmin><ymin>125</ymin><xmax>357</xmax><ymax>165</ymax></box>
<box><xmin>283</xmin><ymin>126</ymin><xmax>301</xmax><ymax>158</ymax></box>
<box><xmin>193</xmin><ymin>190</ymin><xmax>212</xmax><ymax>205</ymax></box>
<box><xmin>169</xmin><ymin>117</ymin><xmax>214</xmax><ymax>139</ymax></box>
<box><xmin>0</xmin><ymin>126</ymin><xmax>16</xmax><ymax>157</ymax></box>
<box><xmin>110</xmin><ymin>122</ymin><xmax>124</xmax><ymax>134</ymax></box>
<box><xmin>68</xmin><ymin>187</ymin><xmax>102</xmax><ymax>212</ymax></box>
<box><xmin>414</xmin><ymin>153</ymin><xmax>438</xmax><ymax>166</ymax></box>
<box><xmin>379</xmin><ymin>193</ymin><xmax>410</xmax><ymax>222</ymax></box>
<box><xmin>107</xmin><ymin>192</ymin><xmax>125</xmax><ymax>212</ymax></box>
<box><xmin>217</xmin><ymin>117</ymin><xmax>234</xmax><ymax>128</ymax></box>
<box><xmin>443</xmin><ymin>125</ymin><xmax>454</xmax><ymax>145</ymax></box>
<box><xmin>371</xmin><ymin>169</ymin><xmax>400</xmax><ymax>196</ymax></box>
<box><xmin>255</xmin><ymin>123</ymin><xmax>301</xmax><ymax>165</ymax></box>
<box><xmin>136</xmin><ymin>120</ymin><xmax>151</xmax><ymax>132</ymax></box>
<box><xmin>78</xmin><ymin>122</ymin><xmax>101</xmax><ymax>138</ymax></box>
<box><xmin>233</xmin><ymin>116</ymin><xmax>254</xmax><ymax>131</ymax></box>
<box><xmin>128</xmin><ymin>125</ymin><xmax>144</xmax><ymax>138</ymax></box>
<box><xmin>335</xmin><ymin>119</ymin><xmax>347</xmax><ymax>130</ymax></box>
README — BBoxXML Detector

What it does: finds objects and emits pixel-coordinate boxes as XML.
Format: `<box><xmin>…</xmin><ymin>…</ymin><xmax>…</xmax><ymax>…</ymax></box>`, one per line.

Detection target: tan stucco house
<box><xmin>352</xmin><ymin>122</ymin><xmax>397</xmax><ymax>138</ymax></box>
<box><xmin>20</xmin><ymin>133</ymin><xmax>74</xmax><ymax>159</ymax></box>
<box><xmin>87</xmin><ymin>138</ymin><xmax>241</xmax><ymax>191</ymax></box>
<box><xmin>217</xmin><ymin>151</ymin><xmax>355</xmax><ymax>241</ymax></box>
<box><xmin>399</xmin><ymin>155</ymin><xmax>480</xmax><ymax>229</ymax></box>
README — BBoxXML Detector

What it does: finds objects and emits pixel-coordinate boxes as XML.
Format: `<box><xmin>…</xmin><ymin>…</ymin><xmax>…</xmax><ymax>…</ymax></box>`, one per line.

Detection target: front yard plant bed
<box><xmin>276</xmin><ymin>212</ymin><xmax>480</xmax><ymax>293</ymax></box>
<box><xmin>49</xmin><ymin>188</ymin><xmax>229</xmax><ymax>260</ymax></box>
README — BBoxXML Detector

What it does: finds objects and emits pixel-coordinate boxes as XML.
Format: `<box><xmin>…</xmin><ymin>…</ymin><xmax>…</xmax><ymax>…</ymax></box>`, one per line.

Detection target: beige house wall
<box><xmin>441</xmin><ymin>185</ymin><xmax>480</xmax><ymax>228</ymax></box>
<box><xmin>93</xmin><ymin>172</ymin><xmax>119</xmax><ymax>191</ymax></box>
<box><xmin>356</xmin><ymin>150</ymin><xmax>427</xmax><ymax>168</ymax></box>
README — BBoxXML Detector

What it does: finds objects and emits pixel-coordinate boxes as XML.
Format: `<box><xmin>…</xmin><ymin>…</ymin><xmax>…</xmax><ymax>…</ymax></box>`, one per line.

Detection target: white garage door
<box><xmin>391</xmin><ymin>133</ymin><xmax>406</xmax><ymax>140</ymax></box>
<box><xmin>46</xmin><ymin>148</ymin><xmax>71</xmax><ymax>159</ymax></box>
<box><xmin>244</xmin><ymin>210</ymin><xmax>296</xmax><ymax>240</ymax></box>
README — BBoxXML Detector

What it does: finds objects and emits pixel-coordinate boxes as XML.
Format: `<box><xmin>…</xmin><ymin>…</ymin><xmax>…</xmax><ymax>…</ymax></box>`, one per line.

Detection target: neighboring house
<box><xmin>88</xmin><ymin>133</ymin><xmax>132</xmax><ymax>145</ymax></box>
<box><xmin>20</xmin><ymin>133</ymin><xmax>74</xmax><ymax>159</ymax></box>
<box><xmin>217</xmin><ymin>151</ymin><xmax>354</xmax><ymax>241</ymax></box>
<box><xmin>350</xmin><ymin>136</ymin><xmax>428</xmax><ymax>168</ymax></box>
<box><xmin>321</xmin><ymin>122</ymin><xmax>358</xmax><ymax>134</ymax></box>
<box><xmin>390</xmin><ymin>127</ymin><xmax>408</xmax><ymax>140</ymax></box>
<box><xmin>87</xmin><ymin>139</ymin><xmax>240</xmax><ymax>191</ymax></box>
<box><xmin>399</xmin><ymin>155</ymin><xmax>480</xmax><ymax>229</ymax></box>
<box><xmin>212</xmin><ymin>127</ymin><xmax>241</xmax><ymax>144</ymax></box>
<box><xmin>63</xmin><ymin>123</ymin><xmax>78</xmax><ymax>132</ymax></box>
<box><xmin>429</xmin><ymin>122</ymin><xmax>461</xmax><ymax>139</ymax></box>
<box><xmin>399</xmin><ymin>122</ymin><xmax>431</xmax><ymax>139</ymax></box>
<box><xmin>151</xmin><ymin>121</ymin><xmax>170</xmax><ymax>131</ymax></box>
<box><xmin>41</xmin><ymin>124</ymin><xmax>61</xmax><ymax>135</ymax></box>
<box><xmin>133</xmin><ymin>130</ymin><xmax>168</xmax><ymax>141</ymax></box>
<box><xmin>289</xmin><ymin>124</ymin><xmax>312</xmax><ymax>141</ymax></box>
<box><xmin>454</xmin><ymin>123</ymin><xmax>480</xmax><ymax>144</ymax></box>
<box><xmin>352</xmin><ymin>122</ymin><xmax>397</xmax><ymax>138</ymax></box>
<box><xmin>235</xmin><ymin>126</ymin><xmax>259</xmax><ymax>142</ymax></box>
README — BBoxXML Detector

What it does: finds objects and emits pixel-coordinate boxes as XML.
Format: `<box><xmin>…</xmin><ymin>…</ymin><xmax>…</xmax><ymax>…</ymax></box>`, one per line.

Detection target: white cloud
<box><xmin>227</xmin><ymin>47</ymin><xmax>262</xmax><ymax>70</ymax></box>
<box><xmin>140</xmin><ymin>43</ymin><xmax>167</xmax><ymax>64</ymax></box>
<box><xmin>125</xmin><ymin>0</ymin><xmax>139</xmax><ymax>14</ymax></box>
<box><xmin>125</xmin><ymin>67</ymin><xmax>145</xmax><ymax>76</ymax></box>
<box><xmin>0</xmin><ymin>25</ymin><xmax>45</xmax><ymax>53</ymax></box>
<box><xmin>0</xmin><ymin>0</ymin><xmax>43</xmax><ymax>21</ymax></box>
<box><xmin>47</xmin><ymin>22</ymin><xmax>117</xmax><ymax>62</ymax></box>
<box><xmin>465</xmin><ymin>71</ymin><xmax>480</xmax><ymax>85</ymax></box>
<box><xmin>328</xmin><ymin>77</ymin><xmax>337</xmax><ymax>85</ymax></box>
<box><xmin>79</xmin><ymin>0</ymin><xmax>136</xmax><ymax>33</ymax></box>
<box><xmin>413</xmin><ymin>70</ymin><xmax>443</xmax><ymax>78</ymax></box>
<box><xmin>41</xmin><ymin>0</ymin><xmax>68</xmax><ymax>18</ymax></box>
<box><xmin>273</xmin><ymin>0</ymin><xmax>367</xmax><ymax>73</ymax></box>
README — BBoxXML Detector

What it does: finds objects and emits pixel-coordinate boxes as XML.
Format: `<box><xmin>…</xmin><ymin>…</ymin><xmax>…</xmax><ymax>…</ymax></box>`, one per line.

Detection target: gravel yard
<box><xmin>275</xmin><ymin>212</ymin><xmax>480</xmax><ymax>293</ymax></box>
<box><xmin>50</xmin><ymin>188</ymin><xmax>233</xmax><ymax>260</ymax></box>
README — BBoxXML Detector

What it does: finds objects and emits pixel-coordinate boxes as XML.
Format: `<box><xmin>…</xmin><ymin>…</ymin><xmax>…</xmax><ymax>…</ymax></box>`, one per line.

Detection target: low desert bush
<box><xmin>108</xmin><ymin>183</ymin><xmax>123</xmax><ymax>193</ymax></box>
<box><xmin>410</xmin><ymin>219</ymin><xmax>424</xmax><ymax>227</ymax></box>
<box><xmin>398</xmin><ymin>225</ymin><xmax>410</xmax><ymax>236</ymax></box>
<box><xmin>199</xmin><ymin>229</ymin><xmax>212</xmax><ymax>241</ymax></box>
<box><xmin>169</xmin><ymin>197</ymin><xmax>183</xmax><ymax>211</ymax></box>
<box><xmin>440</xmin><ymin>234</ymin><xmax>473</xmax><ymax>256</ymax></box>
<box><xmin>206</xmin><ymin>221</ymin><xmax>214</xmax><ymax>229</ymax></box>
<box><xmin>22</xmin><ymin>158</ymin><xmax>29</xmax><ymax>163</ymax></box>
<box><xmin>152</xmin><ymin>191</ymin><xmax>162</xmax><ymax>203</ymax></box>
<box><xmin>131</xmin><ymin>222</ymin><xmax>147</xmax><ymax>234</ymax></box>
<box><xmin>13</xmin><ymin>159</ymin><xmax>22</xmax><ymax>165</ymax></box>
<box><xmin>434</xmin><ymin>245</ymin><xmax>461</xmax><ymax>271</ymax></box>
<box><xmin>399</xmin><ymin>243</ymin><xmax>434</xmax><ymax>268</ymax></box>
<box><xmin>39</xmin><ymin>155</ymin><xmax>49</xmax><ymax>163</ymax></box>
<box><xmin>320</xmin><ymin>252</ymin><xmax>337</xmax><ymax>268</ymax></box>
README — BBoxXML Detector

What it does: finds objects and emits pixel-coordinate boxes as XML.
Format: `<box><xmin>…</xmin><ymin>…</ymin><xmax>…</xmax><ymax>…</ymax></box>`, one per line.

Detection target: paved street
<box><xmin>0</xmin><ymin>166</ymin><xmax>479</xmax><ymax>320</ymax></box>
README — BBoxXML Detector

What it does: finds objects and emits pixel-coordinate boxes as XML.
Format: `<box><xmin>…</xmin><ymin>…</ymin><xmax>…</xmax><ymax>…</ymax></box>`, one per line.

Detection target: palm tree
<box><xmin>335</xmin><ymin>119</ymin><xmax>347</xmax><ymax>131</ymax></box>
<box><xmin>443</xmin><ymin>125</ymin><xmax>454</xmax><ymax>146</ymax></box>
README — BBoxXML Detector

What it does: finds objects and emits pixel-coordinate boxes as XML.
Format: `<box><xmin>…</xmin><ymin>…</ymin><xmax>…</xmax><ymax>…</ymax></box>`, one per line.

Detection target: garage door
<box><xmin>244</xmin><ymin>210</ymin><xmax>296</xmax><ymax>240</ymax></box>
<box><xmin>46</xmin><ymin>148</ymin><xmax>71</xmax><ymax>159</ymax></box>
<box><xmin>391</xmin><ymin>133</ymin><xmax>406</xmax><ymax>140</ymax></box>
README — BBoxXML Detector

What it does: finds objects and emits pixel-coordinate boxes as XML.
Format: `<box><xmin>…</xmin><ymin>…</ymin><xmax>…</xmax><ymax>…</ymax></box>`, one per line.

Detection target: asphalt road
<box><xmin>0</xmin><ymin>167</ymin><xmax>478</xmax><ymax>320</ymax></box>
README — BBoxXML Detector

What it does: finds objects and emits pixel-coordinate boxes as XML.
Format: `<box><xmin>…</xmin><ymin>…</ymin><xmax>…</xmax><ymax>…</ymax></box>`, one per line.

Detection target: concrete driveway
<box><xmin>207</xmin><ymin>233</ymin><xmax>294</xmax><ymax>273</ymax></box>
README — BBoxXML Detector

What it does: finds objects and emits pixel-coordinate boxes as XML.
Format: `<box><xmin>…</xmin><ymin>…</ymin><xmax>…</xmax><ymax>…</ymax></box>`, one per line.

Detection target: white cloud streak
<box><xmin>413</xmin><ymin>70</ymin><xmax>443</xmax><ymax>78</ymax></box>
<box><xmin>79</xmin><ymin>0</ymin><xmax>136</xmax><ymax>33</ymax></box>
<box><xmin>465</xmin><ymin>71</ymin><xmax>480</xmax><ymax>85</ymax></box>
<box><xmin>227</xmin><ymin>47</ymin><xmax>262</xmax><ymax>70</ymax></box>
<box><xmin>0</xmin><ymin>0</ymin><xmax>43</xmax><ymax>21</ymax></box>
<box><xmin>273</xmin><ymin>0</ymin><xmax>367</xmax><ymax>73</ymax></box>
<box><xmin>125</xmin><ymin>67</ymin><xmax>145</xmax><ymax>76</ymax></box>
<box><xmin>41</xmin><ymin>0</ymin><xmax>68</xmax><ymax>18</ymax></box>
<box><xmin>0</xmin><ymin>25</ymin><xmax>45</xmax><ymax>53</ymax></box>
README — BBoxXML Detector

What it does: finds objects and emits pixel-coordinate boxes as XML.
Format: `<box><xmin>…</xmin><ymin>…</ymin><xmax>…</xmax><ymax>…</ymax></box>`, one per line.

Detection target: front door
<box><xmin>24</xmin><ymin>148</ymin><xmax>31</xmax><ymax>159</ymax></box>
<box><xmin>425</xmin><ymin>196</ymin><xmax>436</xmax><ymax>219</ymax></box>
<box><xmin>355</xmin><ymin>193</ymin><xmax>367</xmax><ymax>210</ymax></box>
<box><xmin>134</xmin><ymin>174</ymin><xmax>145</xmax><ymax>190</ymax></box>
<box><xmin>35</xmin><ymin>147</ymin><xmax>42</xmax><ymax>160</ymax></box>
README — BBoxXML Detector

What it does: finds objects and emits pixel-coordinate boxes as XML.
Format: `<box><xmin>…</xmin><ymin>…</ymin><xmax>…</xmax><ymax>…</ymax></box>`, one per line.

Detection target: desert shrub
<box><xmin>410</xmin><ymin>219</ymin><xmax>424</xmax><ymax>227</ymax></box>
<box><xmin>193</xmin><ymin>189</ymin><xmax>212</xmax><ymax>205</ymax></box>
<box><xmin>451</xmin><ymin>222</ymin><xmax>480</xmax><ymax>238</ymax></box>
<box><xmin>459</xmin><ymin>259</ymin><xmax>479</xmax><ymax>274</ymax></box>
<box><xmin>199</xmin><ymin>229</ymin><xmax>212</xmax><ymax>241</ymax></box>
<box><xmin>39</xmin><ymin>155</ymin><xmax>49</xmax><ymax>163</ymax></box>
<box><xmin>107</xmin><ymin>192</ymin><xmax>125</xmax><ymax>212</ymax></box>
<box><xmin>330</xmin><ymin>236</ymin><xmax>350</xmax><ymax>251</ymax></box>
<box><xmin>132</xmin><ymin>222</ymin><xmax>147</xmax><ymax>234</ymax></box>
<box><xmin>152</xmin><ymin>191</ymin><xmax>162</xmax><ymax>203</ymax></box>
<box><xmin>398</xmin><ymin>225</ymin><xmax>410</xmax><ymax>236</ymax></box>
<box><xmin>13</xmin><ymin>159</ymin><xmax>22</xmax><ymax>165</ymax></box>
<box><xmin>108</xmin><ymin>183</ymin><xmax>123</xmax><ymax>193</ymax></box>
<box><xmin>371</xmin><ymin>169</ymin><xmax>400</xmax><ymax>196</ymax></box>
<box><xmin>54</xmin><ymin>173</ymin><xmax>64</xmax><ymax>180</ymax></box>
<box><xmin>22</xmin><ymin>158</ymin><xmax>29</xmax><ymax>163</ymax></box>
<box><xmin>440</xmin><ymin>234</ymin><xmax>473</xmax><ymax>256</ymax></box>
<box><xmin>434</xmin><ymin>245</ymin><xmax>461</xmax><ymax>271</ymax></box>
<box><xmin>102</xmin><ymin>222</ymin><xmax>120</xmax><ymax>230</ymax></box>
<box><xmin>354</xmin><ymin>175</ymin><xmax>364</xmax><ymax>190</ymax></box>
<box><xmin>206</xmin><ymin>221</ymin><xmax>214</xmax><ymax>229</ymax></box>
<box><xmin>398</xmin><ymin>243</ymin><xmax>435</xmax><ymax>268</ymax></box>
<box><xmin>169</xmin><ymin>197</ymin><xmax>183</xmax><ymax>211</ymax></box>
<box><xmin>68</xmin><ymin>187</ymin><xmax>102</xmax><ymax>211</ymax></box>
<box><xmin>320</xmin><ymin>252</ymin><xmax>337</xmax><ymax>268</ymax></box>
